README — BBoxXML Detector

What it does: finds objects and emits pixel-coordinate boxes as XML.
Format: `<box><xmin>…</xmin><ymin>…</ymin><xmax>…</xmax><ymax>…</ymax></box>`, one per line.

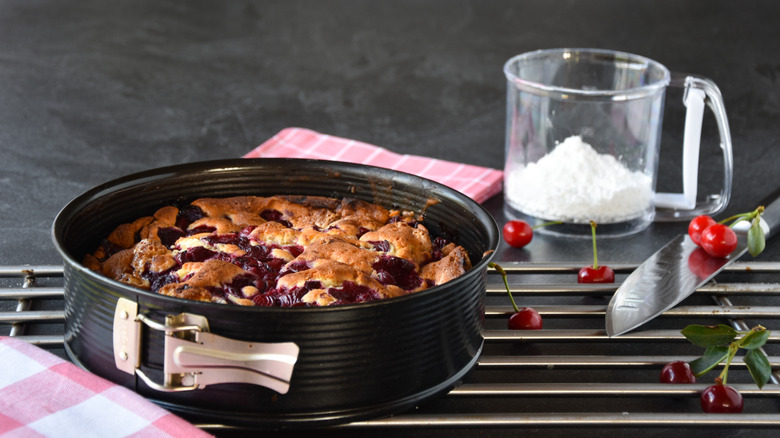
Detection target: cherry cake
<box><xmin>84</xmin><ymin>196</ymin><xmax>472</xmax><ymax>307</ymax></box>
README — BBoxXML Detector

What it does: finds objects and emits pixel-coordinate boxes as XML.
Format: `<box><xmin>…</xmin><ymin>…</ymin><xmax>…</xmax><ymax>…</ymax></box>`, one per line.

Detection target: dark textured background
<box><xmin>3</xmin><ymin>0</ymin><xmax>780</xmax><ymax>266</ymax></box>
<box><xmin>2</xmin><ymin>1</ymin><xmax>780</xmax><ymax>437</ymax></box>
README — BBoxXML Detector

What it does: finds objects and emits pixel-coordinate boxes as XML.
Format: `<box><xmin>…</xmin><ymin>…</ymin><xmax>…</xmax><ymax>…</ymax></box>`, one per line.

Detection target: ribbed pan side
<box><xmin>52</xmin><ymin>159</ymin><xmax>498</xmax><ymax>428</ymax></box>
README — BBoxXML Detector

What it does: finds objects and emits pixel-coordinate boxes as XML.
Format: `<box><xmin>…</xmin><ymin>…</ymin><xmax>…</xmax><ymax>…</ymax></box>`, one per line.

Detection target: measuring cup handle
<box><xmin>654</xmin><ymin>74</ymin><xmax>733</xmax><ymax>222</ymax></box>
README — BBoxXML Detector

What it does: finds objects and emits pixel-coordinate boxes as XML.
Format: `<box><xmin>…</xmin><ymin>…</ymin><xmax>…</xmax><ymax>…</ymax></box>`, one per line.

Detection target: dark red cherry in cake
<box><xmin>659</xmin><ymin>361</ymin><xmax>696</xmax><ymax>384</ymax></box>
<box><xmin>577</xmin><ymin>221</ymin><xmax>614</xmax><ymax>284</ymax></box>
<box><xmin>701</xmin><ymin>383</ymin><xmax>743</xmax><ymax>413</ymax></box>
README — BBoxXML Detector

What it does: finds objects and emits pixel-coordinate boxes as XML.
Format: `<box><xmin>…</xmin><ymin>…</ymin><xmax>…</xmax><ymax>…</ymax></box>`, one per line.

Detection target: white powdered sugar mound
<box><xmin>505</xmin><ymin>136</ymin><xmax>653</xmax><ymax>223</ymax></box>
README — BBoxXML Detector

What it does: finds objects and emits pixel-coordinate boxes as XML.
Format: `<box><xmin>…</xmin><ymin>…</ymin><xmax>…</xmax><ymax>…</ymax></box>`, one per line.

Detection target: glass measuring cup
<box><xmin>503</xmin><ymin>48</ymin><xmax>732</xmax><ymax>237</ymax></box>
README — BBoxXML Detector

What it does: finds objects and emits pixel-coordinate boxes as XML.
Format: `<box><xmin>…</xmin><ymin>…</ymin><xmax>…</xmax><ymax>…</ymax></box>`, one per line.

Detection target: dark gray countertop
<box><xmin>3</xmin><ymin>0</ymin><xmax>780</xmax><ymax>267</ymax></box>
<box><xmin>2</xmin><ymin>1</ymin><xmax>780</xmax><ymax>437</ymax></box>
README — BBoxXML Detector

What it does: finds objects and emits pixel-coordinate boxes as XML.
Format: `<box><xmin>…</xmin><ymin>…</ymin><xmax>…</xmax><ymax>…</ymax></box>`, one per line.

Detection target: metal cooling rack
<box><xmin>3</xmin><ymin>262</ymin><xmax>780</xmax><ymax>432</ymax></box>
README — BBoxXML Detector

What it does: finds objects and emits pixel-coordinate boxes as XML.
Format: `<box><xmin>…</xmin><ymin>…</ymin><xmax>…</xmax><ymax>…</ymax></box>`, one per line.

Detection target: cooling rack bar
<box><xmin>335</xmin><ymin>412</ymin><xmax>780</xmax><ymax>428</ymax></box>
<box><xmin>448</xmin><ymin>382</ymin><xmax>780</xmax><ymax>397</ymax></box>
<box><xmin>0</xmin><ymin>265</ymin><xmax>64</xmax><ymax>278</ymax></box>
<box><xmin>487</xmin><ymin>283</ymin><xmax>780</xmax><ymax>295</ymax></box>
<box><xmin>483</xmin><ymin>329</ymin><xmax>780</xmax><ymax>342</ymax></box>
<box><xmin>475</xmin><ymin>355</ymin><xmax>780</xmax><ymax>368</ymax></box>
<box><xmin>493</xmin><ymin>261</ymin><xmax>780</xmax><ymax>273</ymax></box>
<box><xmin>0</xmin><ymin>288</ymin><xmax>64</xmax><ymax>299</ymax></box>
<box><xmin>10</xmin><ymin>335</ymin><xmax>64</xmax><ymax>346</ymax></box>
<box><xmin>0</xmin><ymin>310</ymin><xmax>64</xmax><ymax>324</ymax></box>
<box><xmin>485</xmin><ymin>304</ymin><xmax>780</xmax><ymax>318</ymax></box>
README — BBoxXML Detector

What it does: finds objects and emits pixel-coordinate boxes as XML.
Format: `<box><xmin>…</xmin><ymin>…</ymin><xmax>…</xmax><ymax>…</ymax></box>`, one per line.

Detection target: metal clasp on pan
<box><xmin>112</xmin><ymin>298</ymin><xmax>299</xmax><ymax>394</ymax></box>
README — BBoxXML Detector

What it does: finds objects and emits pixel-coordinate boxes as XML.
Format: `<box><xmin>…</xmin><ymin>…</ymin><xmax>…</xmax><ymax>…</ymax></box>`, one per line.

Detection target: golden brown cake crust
<box><xmin>359</xmin><ymin>222</ymin><xmax>433</xmax><ymax>267</ymax></box>
<box><xmin>85</xmin><ymin>195</ymin><xmax>472</xmax><ymax>307</ymax></box>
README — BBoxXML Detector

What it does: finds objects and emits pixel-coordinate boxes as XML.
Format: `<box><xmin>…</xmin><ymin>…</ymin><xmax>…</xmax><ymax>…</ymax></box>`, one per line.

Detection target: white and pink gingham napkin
<box><xmin>244</xmin><ymin>127</ymin><xmax>503</xmax><ymax>203</ymax></box>
<box><xmin>0</xmin><ymin>336</ymin><xmax>212</xmax><ymax>438</ymax></box>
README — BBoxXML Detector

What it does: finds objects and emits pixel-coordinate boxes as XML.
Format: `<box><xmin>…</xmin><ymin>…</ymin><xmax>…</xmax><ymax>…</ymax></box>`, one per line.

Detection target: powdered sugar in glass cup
<box><xmin>503</xmin><ymin>48</ymin><xmax>732</xmax><ymax>237</ymax></box>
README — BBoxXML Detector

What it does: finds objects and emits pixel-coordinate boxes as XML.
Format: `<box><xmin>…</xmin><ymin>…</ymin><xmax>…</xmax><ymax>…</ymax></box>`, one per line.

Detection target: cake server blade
<box><xmin>605</xmin><ymin>189</ymin><xmax>780</xmax><ymax>337</ymax></box>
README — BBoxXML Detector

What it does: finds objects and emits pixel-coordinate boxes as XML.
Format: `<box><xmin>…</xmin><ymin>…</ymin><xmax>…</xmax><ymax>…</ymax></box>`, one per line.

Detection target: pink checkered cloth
<box><xmin>244</xmin><ymin>127</ymin><xmax>503</xmax><ymax>204</ymax></box>
<box><xmin>0</xmin><ymin>336</ymin><xmax>212</xmax><ymax>438</ymax></box>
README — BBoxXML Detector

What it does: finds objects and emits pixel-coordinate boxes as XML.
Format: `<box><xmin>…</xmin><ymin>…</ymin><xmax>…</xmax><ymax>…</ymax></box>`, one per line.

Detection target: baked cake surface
<box><xmin>84</xmin><ymin>196</ymin><xmax>472</xmax><ymax>307</ymax></box>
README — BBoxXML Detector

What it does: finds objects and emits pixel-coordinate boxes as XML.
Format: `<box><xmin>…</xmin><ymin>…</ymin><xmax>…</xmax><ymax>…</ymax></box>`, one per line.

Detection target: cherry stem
<box><xmin>489</xmin><ymin>262</ymin><xmax>519</xmax><ymax>313</ymax></box>
<box><xmin>718</xmin><ymin>205</ymin><xmax>765</xmax><ymax>228</ymax></box>
<box><xmin>531</xmin><ymin>220</ymin><xmax>562</xmax><ymax>230</ymax></box>
<box><xmin>718</xmin><ymin>343</ymin><xmax>740</xmax><ymax>386</ymax></box>
<box><xmin>589</xmin><ymin>220</ymin><xmax>599</xmax><ymax>269</ymax></box>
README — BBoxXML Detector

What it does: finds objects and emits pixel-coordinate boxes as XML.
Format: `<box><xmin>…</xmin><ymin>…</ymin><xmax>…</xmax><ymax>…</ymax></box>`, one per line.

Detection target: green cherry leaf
<box><xmin>681</xmin><ymin>324</ymin><xmax>738</xmax><ymax>348</ymax></box>
<box><xmin>689</xmin><ymin>345</ymin><xmax>730</xmax><ymax>376</ymax></box>
<box><xmin>748</xmin><ymin>218</ymin><xmax>766</xmax><ymax>257</ymax></box>
<box><xmin>744</xmin><ymin>349</ymin><xmax>772</xmax><ymax>389</ymax></box>
<box><xmin>738</xmin><ymin>328</ymin><xmax>770</xmax><ymax>350</ymax></box>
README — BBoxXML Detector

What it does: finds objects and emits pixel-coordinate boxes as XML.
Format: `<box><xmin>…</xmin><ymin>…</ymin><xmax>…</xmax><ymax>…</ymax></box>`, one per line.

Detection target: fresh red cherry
<box><xmin>577</xmin><ymin>221</ymin><xmax>615</xmax><ymax>284</ymax></box>
<box><xmin>490</xmin><ymin>262</ymin><xmax>544</xmax><ymax>330</ymax></box>
<box><xmin>502</xmin><ymin>220</ymin><xmax>562</xmax><ymax>248</ymax></box>
<box><xmin>688</xmin><ymin>215</ymin><xmax>717</xmax><ymax>246</ymax></box>
<box><xmin>503</xmin><ymin>220</ymin><xmax>533</xmax><ymax>248</ymax></box>
<box><xmin>577</xmin><ymin>265</ymin><xmax>615</xmax><ymax>283</ymax></box>
<box><xmin>508</xmin><ymin>306</ymin><xmax>543</xmax><ymax>330</ymax></box>
<box><xmin>660</xmin><ymin>361</ymin><xmax>697</xmax><ymax>384</ymax></box>
<box><xmin>701</xmin><ymin>383</ymin><xmax>743</xmax><ymax>413</ymax></box>
<box><xmin>700</xmin><ymin>223</ymin><xmax>738</xmax><ymax>258</ymax></box>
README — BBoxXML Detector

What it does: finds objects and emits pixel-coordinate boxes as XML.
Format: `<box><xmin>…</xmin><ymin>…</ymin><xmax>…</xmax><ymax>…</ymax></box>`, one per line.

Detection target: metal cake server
<box><xmin>605</xmin><ymin>190</ymin><xmax>780</xmax><ymax>337</ymax></box>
